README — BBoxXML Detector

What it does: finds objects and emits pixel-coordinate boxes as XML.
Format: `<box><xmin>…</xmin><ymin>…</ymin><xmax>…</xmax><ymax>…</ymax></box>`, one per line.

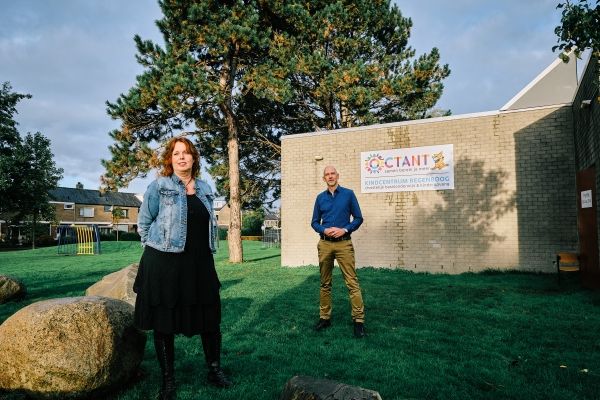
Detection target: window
<box><xmin>265</xmin><ymin>220</ymin><xmax>280</xmax><ymax>228</ymax></box>
<box><xmin>114</xmin><ymin>224</ymin><xmax>128</xmax><ymax>232</ymax></box>
<box><xmin>113</xmin><ymin>208</ymin><xmax>128</xmax><ymax>218</ymax></box>
<box><xmin>64</xmin><ymin>203</ymin><xmax>74</xmax><ymax>210</ymax></box>
<box><xmin>104</xmin><ymin>205</ymin><xmax>112</xmax><ymax>212</ymax></box>
<box><xmin>79</xmin><ymin>207</ymin><xmax>94</xmax><ymax>218</ymax></box>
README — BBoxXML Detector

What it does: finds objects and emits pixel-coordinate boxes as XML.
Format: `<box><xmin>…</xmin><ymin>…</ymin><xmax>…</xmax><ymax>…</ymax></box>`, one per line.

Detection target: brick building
<box><xmin>213</xmin><ymin>197</ymin><xmax>231</xmax><ymax>229</ymax></box>
<box><xmin>0</xmin><ymin>185</ymin><xmax>234</xmax><ymax>243</ymax></box>
<box><xmin>281</xmin><ymin>54</ymin><xmax>599</xmax><ymax>276</ymax></box>
<box><xmin>48</xmin><ymin>185</ymin><xmax>142</xmax><ymax>236</ymax></box>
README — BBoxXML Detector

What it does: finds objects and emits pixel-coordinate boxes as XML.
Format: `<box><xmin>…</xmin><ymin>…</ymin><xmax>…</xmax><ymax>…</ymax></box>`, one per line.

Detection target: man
<box><xmin>311</xmin><ymin>165</ymin><xmax>366</xmax><ymax>338</ymax></box>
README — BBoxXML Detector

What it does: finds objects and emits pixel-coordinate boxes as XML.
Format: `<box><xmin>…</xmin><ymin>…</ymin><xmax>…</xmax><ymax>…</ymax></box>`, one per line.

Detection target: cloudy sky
<box><xmin>0</xmin><ymin>1</ymin><xmax>582</xmax><ymax>194</ymax></box>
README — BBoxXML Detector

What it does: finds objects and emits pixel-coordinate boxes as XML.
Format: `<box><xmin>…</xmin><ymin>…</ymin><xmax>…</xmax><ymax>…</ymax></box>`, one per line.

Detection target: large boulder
<box><xmin>0</xmin><ymin>275</ymin><xmax>26</xmax><ymax>304</ymax></box>
<box><xmin>0</xmin><ymin>296</ymin><xmax>146</xmax><ymax>399</ymax></box>
<box><xmin>85</xmin><ymin>263</ymin><xmax>138</xmax><ymax>306</ymax></box>
<box><xmin>280</xmin><ymin>375</ymin><xmax>382</xmax><ymax>400</ymax></box>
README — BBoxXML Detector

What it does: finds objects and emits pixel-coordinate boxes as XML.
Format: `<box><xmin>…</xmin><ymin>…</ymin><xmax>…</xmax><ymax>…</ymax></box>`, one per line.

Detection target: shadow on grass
<box><xmin>134</xmin><ymin>297</ymin><xmax>256</xmax><ymax>400</ymax></box>
<box><xmin>98</xmin><ymin>242</ymin><xmax>141</xmax><ymax>253</ymax></box>
<box><xmin>0</xmin><ymin>269</ymin><xmax>120</xmax><ymax>323</ymax></box>
<box><xmin>243</xmin><ymin>254</ymin><xmax>281</xmax><ymax>263</ymax></box>
<box><xmin>3</xmin><ymin>243</ymin><xmax>600</xmax><ymax>400</ymax></box>
<box><xmin>0</xmin><ymin>282</ymin><xmax>99</xmax><ymax>322</ymax></box>
<box><xmin>0</xmin><ymin>390</ymin><xmax>27</xmax><ymax>400</ymax></box>
<box><xmin>220</xmin><ymin>278</ymin><xmax>244</xmax><ymax>291</ymax></box>
<box><xmin>211</xmin><ymin>268</ymin><xmax>600</xmax><ymax>400</ymax></box>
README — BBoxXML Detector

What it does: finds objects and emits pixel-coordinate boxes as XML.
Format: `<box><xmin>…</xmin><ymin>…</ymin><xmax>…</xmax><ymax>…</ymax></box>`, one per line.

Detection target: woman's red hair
<box><xmin>160</xmin><ymin>137</ymin><xmax>200</xmax><ymax>178</ymax></box>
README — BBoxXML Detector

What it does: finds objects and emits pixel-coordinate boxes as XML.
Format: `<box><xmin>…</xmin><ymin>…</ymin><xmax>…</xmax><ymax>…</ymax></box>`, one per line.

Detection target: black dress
<box><xmin>133</xmin><ymin>194</ymin><xmax>221</xmax><ymax>336</ymax></box>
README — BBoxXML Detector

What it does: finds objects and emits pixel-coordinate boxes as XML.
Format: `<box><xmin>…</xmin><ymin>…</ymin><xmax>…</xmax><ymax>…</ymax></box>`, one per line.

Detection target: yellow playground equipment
<box><xmin>57</xmin><ymin>224</ymin><xmax>101</xmax><ymax>255</ymax></box>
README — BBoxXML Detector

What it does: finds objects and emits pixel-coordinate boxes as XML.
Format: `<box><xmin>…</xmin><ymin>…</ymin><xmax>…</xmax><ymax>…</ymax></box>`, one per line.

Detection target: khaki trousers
<box><xmin>318</xmin><ymin>239</ymin><xmax>365</xmax><ymax>322</ymax></box>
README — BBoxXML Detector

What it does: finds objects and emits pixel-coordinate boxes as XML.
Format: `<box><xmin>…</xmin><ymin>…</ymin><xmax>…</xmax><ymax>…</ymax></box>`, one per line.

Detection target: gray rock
<box><xmin>85</xmin><ymin>263</ymin><xmax>138</xmax><ymax>306</ymax></box>
<box><xmin>280</xmin><ymin>375</ymin><xmax>382</xmax><ymax>400</ymax></box>
<box><xmin>0</xmin><ymin>275</ymin><xmax>26</xmax><ymax>304</ymax></box>
<box><xmin>0</xmin><ymin>296</ymin><xmax>146</xmax><ymax>399</ymax></box>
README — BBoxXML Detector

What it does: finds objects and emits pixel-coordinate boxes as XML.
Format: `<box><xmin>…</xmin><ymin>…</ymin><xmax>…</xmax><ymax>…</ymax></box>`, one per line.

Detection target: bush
<box><xmin>36</xmin><ymin>235</ymin><xmax>57</xmax><ymax>247</ymax></box>
<box><xmin>100</xmin><ymin>233</ymin><xmax>117</xmax><ymax>242</ymax></box>
<box><xmin>241</xmin><ymin>236</ymin><xmax>262</xmax><ymax>241</ymax></box>
<box><xmin>119</xmin><ymin>232</ymin><xmax>141</xmax><ymax>241</ymax></box>
<box><xmin>242</xmin><ymin>210</ymin><xmax>264</xmax><ymax>236</ymax></box>
<box><xmin>100</xmin><ymin>232</ymin><xmax>140</xmax><ymax>242</ymax></box>
<box><xmin>19</xmin><ymin>223</ymin><xmax>53</xmax><ymax>246</ymax></box>
<box><xmin>218</xmin><ymin>227</ymin><xmax>228</xmax><ymax>240</ymax></box>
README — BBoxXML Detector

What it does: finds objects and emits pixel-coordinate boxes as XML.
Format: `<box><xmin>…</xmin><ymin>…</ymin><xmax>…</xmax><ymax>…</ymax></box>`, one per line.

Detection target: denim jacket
<box><xmin>138</xmin><ymin>174</ymin><xmax>218</xmax><ymax>253</ymax></box>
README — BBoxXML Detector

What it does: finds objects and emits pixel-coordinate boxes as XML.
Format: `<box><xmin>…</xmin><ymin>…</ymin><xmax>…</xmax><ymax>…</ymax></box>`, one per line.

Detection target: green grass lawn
<box><xmin>1</xmin><ymin>241</ymin><xmax>600</xmax><ymax>400</ymax></box>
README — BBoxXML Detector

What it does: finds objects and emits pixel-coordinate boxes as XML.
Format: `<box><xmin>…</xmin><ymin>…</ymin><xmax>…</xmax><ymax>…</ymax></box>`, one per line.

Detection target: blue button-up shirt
<box><xmin>311</xmin><ymin>185</ymin><xmax>363</xmax><ymax>235</ymax></box>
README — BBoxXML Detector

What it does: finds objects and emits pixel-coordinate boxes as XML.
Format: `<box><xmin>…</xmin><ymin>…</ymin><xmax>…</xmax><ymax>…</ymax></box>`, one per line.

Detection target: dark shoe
<box><xmin>207</xmin><ymin>363</ymin><xmax>233</xmax><ymax>388</ymax></box>
<box><xmin>202</xmin><ymin>332</ymin><xmax>232</xmax><ymax>388</ymax></box>
<box><xmin>353</xmin><ymin>321</ymin><xmax>366</xmax><ymax>338</ymax></box>
<box><xmin>314</xmin><ymin>318</ymin><xmax>332</xmax><ymax>331</ymax></box>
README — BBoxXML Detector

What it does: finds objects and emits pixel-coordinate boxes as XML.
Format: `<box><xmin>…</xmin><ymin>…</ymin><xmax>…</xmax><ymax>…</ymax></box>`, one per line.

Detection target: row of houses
<box><xmin>0</xmin><ymin>183</ymin><xmax>235</xmax><ymax>243</ymax></box>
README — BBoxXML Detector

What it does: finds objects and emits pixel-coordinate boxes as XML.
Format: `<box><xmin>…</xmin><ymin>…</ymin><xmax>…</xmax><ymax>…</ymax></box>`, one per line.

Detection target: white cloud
<box><xmin>1</xmin><ymin>0</ymin><xmax>163</xmax><ymax>192</ymax></box>
<box><xmin>396</xmin><ymin>0</ymin><xmax>564</xmax><ymax>113</ymax></box>
<box><xmin>0</xmin><ymin>0</ymin><xmax>575</xmax><ymax>195</ymax></box>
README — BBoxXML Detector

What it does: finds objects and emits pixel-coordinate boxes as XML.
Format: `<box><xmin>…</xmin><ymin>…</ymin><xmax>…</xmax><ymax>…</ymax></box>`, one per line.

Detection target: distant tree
<box><xmin>0</xmin><ymin>82</ymin><xmax>31</xmax><ymax>214</ymax></box>
<box><xmin>0</xmin><ymin>82</ymin><xmax>63</xmax><ymax>248</ymax></box>
<box><xmin>241</xmin><ymin>209</ymin><xmax>265</xmax><ymax>236</ymax></box>
<box><xmin>0</xmin><ymin>82</ymin><xmax>29</xmax><ymax>152</ymax></box>
<box><xmin>112</xmin><ymin>207</ymin><xmax>124</xmax><ymax>241</ymax></box>
<box><xmin>13</xmin><ymin>133</ymin><xmax>63</xmax><ymax>249</ymax></box>
<box><xmin>554</xmin><ymin>0</ymin><xmax>600</xmax><ymax>100</ymax></box>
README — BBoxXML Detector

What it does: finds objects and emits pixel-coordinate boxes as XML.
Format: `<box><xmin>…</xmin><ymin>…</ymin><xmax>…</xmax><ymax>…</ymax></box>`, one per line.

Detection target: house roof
<box><xmin>501</xmin><ymin>50</ymin><xmax>579</xmax><ymax>111</ymax></box>
<box><xmin>49</xmin><ymin>187</ymin><xmax>142</xmax><ymax>208</ymax></box>
<box><xmin>264</xmin><ymin>212</ymin><xmax>280</xmax><ymax>221</ymax></box>
<box><xmin>213</xmin><ymin>196</ymin><xmax>228</xmax><ymax>211</ymax></box>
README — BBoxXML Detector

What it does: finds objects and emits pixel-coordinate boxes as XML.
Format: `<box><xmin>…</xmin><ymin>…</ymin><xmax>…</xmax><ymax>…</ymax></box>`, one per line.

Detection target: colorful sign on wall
<box><xmin>361</xmin><ymin>144</ymin><xmax>454</xmax><ymax>193</ymax></box>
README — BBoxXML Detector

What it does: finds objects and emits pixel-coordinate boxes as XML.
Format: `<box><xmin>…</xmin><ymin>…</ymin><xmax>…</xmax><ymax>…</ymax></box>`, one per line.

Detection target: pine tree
<box><xmin>102</xmin><ymin>1</ymin><xmax>451</xmax><ymax>262</ymax></box>
<box><xmin>103</xmin><ymin>0</ymin><xmax>282</xmax><ymax>262</ymax></box>
<box><xmin>250</xmin><ymin>0</ymin><xmax>451</xmax><ymax>129</ymax></box>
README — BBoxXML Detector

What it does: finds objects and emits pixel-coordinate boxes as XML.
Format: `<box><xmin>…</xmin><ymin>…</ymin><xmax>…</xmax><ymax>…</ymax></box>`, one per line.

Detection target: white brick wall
<box><xmin>281</xmin><ymin>105</ymin><xmax>577</xmax><ymax>272</ymax></box>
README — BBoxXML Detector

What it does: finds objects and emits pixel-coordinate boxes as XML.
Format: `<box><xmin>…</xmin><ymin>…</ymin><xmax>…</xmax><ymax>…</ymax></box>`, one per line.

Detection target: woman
<box><xmin>134</xmin><ymin>137</ymin><xmax>232</xmax><ymax>400</ymax></box>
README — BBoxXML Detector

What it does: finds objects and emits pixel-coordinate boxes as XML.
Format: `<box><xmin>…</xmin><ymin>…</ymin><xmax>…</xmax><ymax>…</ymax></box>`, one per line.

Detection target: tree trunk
<box><xmin>340</xmin><ymin>101</ymin><xmax>352</xmax><ymax>128</ymax></box>
<box><xmin>227</xmin><ymin>134</ymin><xmax>243</xmax><ymax>263</ymax></box>
<box><xmin>220</xmin><ymin>45</ymin><xmax>243</xmax><ymax>263</ymax></box>
<box><xmin>31</xmin><ymin>213</ymin><xmax>36</xmax><ymax>250</ymax></box>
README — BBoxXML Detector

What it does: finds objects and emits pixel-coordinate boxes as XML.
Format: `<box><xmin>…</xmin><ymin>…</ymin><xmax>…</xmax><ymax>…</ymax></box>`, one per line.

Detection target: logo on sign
<box><xmin>431</xmin><ymin>151</ymin><xmax>448</xmax><ymax>170</ymax></box>
<box><xmin>364</xmin><ymin>153</ymin><xmax>384</xmax><ymax>174</ymax></box>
